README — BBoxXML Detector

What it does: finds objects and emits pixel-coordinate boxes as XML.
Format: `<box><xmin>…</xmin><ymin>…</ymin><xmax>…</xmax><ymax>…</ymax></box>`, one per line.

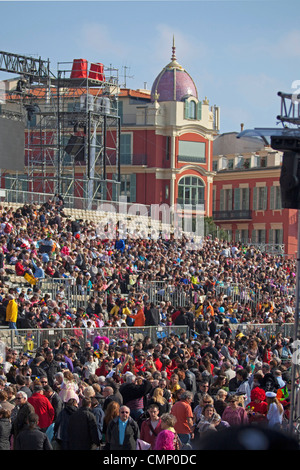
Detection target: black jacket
<box><xmin>48</xmin><ymin>392</ymin><xmax>63</xmax><ymax>422</ymax></box>
<box><xmin>107</xmin><ymin>416</ymin><xmax>140</xmax><ymax>450</ymax></box>
<box><xmin>0</xmin><ymin>418</ymin><xmax>11</xmax><ymax>450</ymax></box>
<box><xmin>145</xmin><ymin>307</ymin><xmax>160</xmax><ymax>326</ymax></box>
<box><xmin>40</xmin><ymin>359</ymin><xmax>61</xmax><ymax>388</ymax></box>
<box><xmin>67</xmin><ymin>406</ymin><xmax>100</xmax><ymax>450</ymax></box>
<box><xmin>54</xmin><ymin>403</ymin><xmax>78</xmax><ymax>450</ymax></box>
<box><xmin>119</xmin><ymin>380</ymin><xmax>152</xmax><ymax>406</ymax></box>
<box><xmin>14</xmin><ymin>426</ymin><xmax>53</xmax><ymax>450</ymax></box>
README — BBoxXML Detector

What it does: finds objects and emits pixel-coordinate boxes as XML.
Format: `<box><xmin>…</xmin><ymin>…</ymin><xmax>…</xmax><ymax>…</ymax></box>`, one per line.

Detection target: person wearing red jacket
<box><xmin>28</xmin><ymin>382</ymin><xmax>55</xmax><ymax>431</ymax></box>
<box><xmin>15</xmin><ymin>260</ymin><xmax>26</xmax><ymax>277</ymax></box>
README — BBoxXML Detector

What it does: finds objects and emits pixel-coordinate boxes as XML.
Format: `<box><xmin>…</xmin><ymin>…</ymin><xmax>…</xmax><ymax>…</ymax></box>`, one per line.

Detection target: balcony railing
<box><xmin>213</xmin><ymin>210</ymin><xmax>252</xmax><ymax>221</ymax></box>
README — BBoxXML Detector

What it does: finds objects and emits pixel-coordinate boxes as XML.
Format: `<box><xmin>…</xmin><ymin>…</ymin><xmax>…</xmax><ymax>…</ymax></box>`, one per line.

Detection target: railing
<box><xmin>213</xmin><ymin>210</ymin><xmax>252</xmax><ymax>220</ymax></box>
<box><xmin>0</xmin><ymin>323</ymin><xmax>294</xmax><ymax>354</ymax></box>
<box><xmin>133</xmin><ymin>280</ymin><xmax>295</xmax><ymax>309</ymax></box>
<box><xmin>0</xmin><ymin>325</ymin><xmax>189</xmax><ymax>352</ymax></box>
<box><xmin>2</xmin><ymin>187</ymin><xmax>151</xmax><ymax>213</ymax></box>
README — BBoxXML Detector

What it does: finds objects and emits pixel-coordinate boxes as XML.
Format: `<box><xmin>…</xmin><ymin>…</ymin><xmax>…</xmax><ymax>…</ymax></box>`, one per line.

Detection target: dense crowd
<box><xmin>0</xmin><ymin>197</ymin><xmax>298</xmax><ymax>450</ymax></box>
<box><xmin>0</xmin><ymin>327</ymin><xmax>297</xmax><ymax>450</ymax></box>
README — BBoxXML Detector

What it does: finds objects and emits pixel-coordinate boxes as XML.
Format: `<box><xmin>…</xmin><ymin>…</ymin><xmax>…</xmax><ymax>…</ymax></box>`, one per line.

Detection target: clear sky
<box><xmin>1</xmin><ymin>0</ymin><xmax>300</xmax><ymax>134</ymax></box>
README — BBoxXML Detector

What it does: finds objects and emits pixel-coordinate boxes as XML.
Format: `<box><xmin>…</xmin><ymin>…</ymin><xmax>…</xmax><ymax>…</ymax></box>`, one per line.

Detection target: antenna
<box><xmin>121</xmin><ymin>65</ymin><xmax>134</xmax><ymax>88</ymax></box>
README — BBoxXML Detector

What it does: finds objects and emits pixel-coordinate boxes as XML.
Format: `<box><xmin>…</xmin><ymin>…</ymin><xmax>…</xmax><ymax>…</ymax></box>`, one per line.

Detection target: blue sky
<box><xmin>1</xmin><ymin>0</ymin><xmax>300</xmax><ymax>134</ymax></box>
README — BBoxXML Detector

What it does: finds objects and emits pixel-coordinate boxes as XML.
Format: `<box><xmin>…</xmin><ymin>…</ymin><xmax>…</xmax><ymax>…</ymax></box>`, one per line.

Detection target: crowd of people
<box><xmin>0</xmin><ymin>327</ymin><xmax>297</xmax><ymax>450</ymax></box>
<box><xmin>0</xmin><ymin>198</ymin><xmax>297</xmax><ymax>450</ymax></box>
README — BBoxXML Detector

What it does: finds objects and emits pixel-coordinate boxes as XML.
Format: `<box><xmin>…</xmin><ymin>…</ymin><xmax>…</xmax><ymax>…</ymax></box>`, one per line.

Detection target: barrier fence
<box><xmin>134</xmin><ymin>280</ymin><xmax>295</xmax><ymax>309</ymax></box>
<box><xmin>0</xmin><ymin>325</ymin><xmax>190</xmax><ymax>354</ymax></box>
<box><xmin>0</xmin><ymin>322</ymin><xmax>295</xmax><ymax>357</ymax></box>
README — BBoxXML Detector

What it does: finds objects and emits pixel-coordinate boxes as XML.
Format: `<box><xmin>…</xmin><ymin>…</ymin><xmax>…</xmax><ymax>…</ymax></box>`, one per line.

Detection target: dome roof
<box><xmin>151</xmin><ymin>39</ymin><xmax>198</xmax><ymax>103</ymax></box>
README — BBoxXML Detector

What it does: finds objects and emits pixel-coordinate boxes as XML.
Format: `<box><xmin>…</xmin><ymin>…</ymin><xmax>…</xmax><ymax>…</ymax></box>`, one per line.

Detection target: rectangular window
<box><xmin>228</xmin><ymin>159</ymin><xmax>234</xmax><ymax>169</ymax></box>
<box><xmin>269</xmin><ymin>228</ymin><xmax>283</xmax><ymax>244</ymax></box>
<box><xmin>253</xmin><ymin>186</ymin><xmax>267</xmax><ymax>211</ymax></box>
<box><xmin>113</xmin><ymin>173</ymin><xmax>136</xmax><ymax>203</ymax></box>
<box><xmin>178</xmin><ymin>140</ymin><xmax>206</xmax><ymax>163</ymax></box>
<box><xmin>235</xmin><ymin>229</ymin><xmax>248</xmax><ymax>243</ymax></box>
<box><xmin>220</xmin><ymin>188</ymin><xmax>232</xmax><ymax>211</ymax></box>
<box><xmin>120</xmin><ymin>134</ymin><xmax>132</xmax><ymax>165</ymax></box>
<box><xmin>234</xmin><ymin>187</ymin><xmax>250</xmax><ymax>211</ymax></box>
<box><xmin>270</xmin><ymin>186</ymin><xmax>282</xmax><ymax>210</ymax></box>
<box><xmin>252</xmin><ymin>229</ymin><xmax>266</xmax><ymax>243</ymax></box>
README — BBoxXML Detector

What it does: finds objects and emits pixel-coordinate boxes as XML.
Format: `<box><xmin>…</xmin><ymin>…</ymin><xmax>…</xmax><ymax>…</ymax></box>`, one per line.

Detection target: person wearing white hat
<box><xmin>266</xmin><ymin>391</ymin><xmax>284</xmax><ymax>429</ymax></box>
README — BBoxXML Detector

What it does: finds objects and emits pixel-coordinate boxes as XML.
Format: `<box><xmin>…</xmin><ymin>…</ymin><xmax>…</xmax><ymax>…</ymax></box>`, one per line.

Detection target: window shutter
<box><xmin>234</xmin><ymin>188</ymin><xmax>240</xmax><ymax>211</ymax></box>
<box><xmin>130</xmin><ymin>173</ymin><xmax>136</xmax><ymax>203</ymax></box>
<box><xmin>263</xmin><ymin>187</ymin><xmax>268</xmax><ymax>210</ymax></box>
<box><xmin>197</xmin><ymin>101</ymin><xmax>202</xmax><ymax>120</ymax></box>
<box><xmin>244</xmin><ymin>187</ymin><xmax>250</xmax><ymax>210</ymax></box>
<box><xmin>228</xmin><ymin>189</ymin><xmax>233</xmax><ymax>211</ymax></box>
<box><xmin>251</xmin><ymin>229</ymin><xmax>257</xmax><ymax>243</ymax></box>
<box><xmin>253</xmin><ymin>187</ymin><xmax>257</xmax><ymax>211</ymax></box>
<box><xmin>261</xmin><ymin>229</ymin><xmax>266</xmax><ymax>243</ymax></box>
<box><xmin>184</xmin><ymin>100</ymin><xmax>189</xmax><ymax>119</ymax></box>
<box><xmin>220</xmin><ymin>189</ymin><xmax>224</xmax><ymax>211</ymax></box>
<box><xmin>270</xmin><ymin>186</ymin><xmax>275</xmax><ymax>210</ymax></box>
<box><xmin>278</xmin><ymin>229</ymin><xmax>283</xmax><ymax>244</ymax></box>
<box><xmin>269</xmin><ymin>229</ymin><xmax>274</xmax><ymax>244</ymax></box>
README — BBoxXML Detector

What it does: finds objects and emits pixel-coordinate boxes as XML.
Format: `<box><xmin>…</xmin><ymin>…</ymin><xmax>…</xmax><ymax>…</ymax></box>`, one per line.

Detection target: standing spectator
<box><xmin>192</xmin><ymin>380</ymin><xmax>211</xmax><ymax>410</ymax></box>
<box><xmin>266</xmin><ymin>391</ymin><xmax>284</xmax><ymax>429</ymax></box>
<box><xmin>144</xmin><ymin>302</ymin><xmax>160</xmax><ymax>326</ymax></box>
<box><xmin>102</xmin><ymin>384</ymin><xmax>123</xmax><ymax>412</ymax></box>
<box><xmin>221</xmin><ymin>394</ymin><xmax>249</xmax><ymax>427</ymax></box>
<box><xmin>171</xmin><ymin>390</ymin><xmax>194</xmax><ymax>448</ymax></box>
<box><xmin>119</xmin><ymin>374</ymin><xmax>152</xmax><ymax>421</ymax></box>
<box><xmin>28</xmin><ymin>381</ymin><xmax>55</xmax><ymax>432</ymax></box>
<box><xmin>58</xmin><ymin>370</ymin><xmax>79</xmax><ymax>404</ymax></box>
<box><xmin>14</xmin><ymin>412</ymin><xmax>53</xmax><ymax>450</ymax></box>
<box><xmin>15</xmin><ymin>375</ymin><xmax>32</xmax><ymax>399</ymax></box>
<box><xmin>53</xmin><ymin>398</ymin><xmax>78</xmax><ymax>450</ymax></box>
<box><xmin>43</xmin><ymin>385</ymin><xmax>63</xmax><ymax>422</ymax></box>
<box><xmin>6</xmin><ymin>294</ymin><xmax>18</xmax><ymax>330</ymax></box>
<box><xmin>213</xmin><ymin>389</ymin><xmax>228</xmax><ymax>418</ymax></box>
<box><xmin>129</xmin><ymin>302</ymin><xmax>145</xmax><ymax>327</ymax></box>
<box><xmin>102</xmin><ymin>401</ymin><xmax>120</xmax><ymax>450</ymax></box>
<box><xmin>90</xmin><ymin>396</ymin><xmax>105</xmax><ymax>444</ymax></box>
<box><xmin>0</xmin><ymin>390</ymin><xmax>15</xmax><ymax>413</ymax></box>
<box><xmin>40</xmin><ymin>350</ymin><xmax>62</xmax><ymax>388</ymax></box>
<box><xmin>0</xmin><ymin>408</ymin><xmax>12</xmax><ymax>450</ymax></box>
<box><xmin>67</xmin><ymin>397</ymin><xmax>100</xmax><ymax>450</ymax></box>
<box><xmin>140</xmin><ymin>403</ymin><xmax>163</xmax><ymax>449</ymax></box>
<box><xmin>154</xmin><ymin>429</ymin><xmax>176</xmax><ymax>450</ymax></box>
<box><xmin>106</xmin><ymin>405</ymin><xmax>140</xmax><ymax>450</ymax></box>
<box><xmin>146</xmin><ymin>387</ymin><xmax>169</xmax><ymax>416</ymax></box>
<box><xmin>159</xmin><ymin>412</ymin><xmax>181</xmax><ymax>450</ymax></box>
<box><xmin>11</xmin><ymin>391</ymin><xmax>35</xmax><ymax>446</ymax></box>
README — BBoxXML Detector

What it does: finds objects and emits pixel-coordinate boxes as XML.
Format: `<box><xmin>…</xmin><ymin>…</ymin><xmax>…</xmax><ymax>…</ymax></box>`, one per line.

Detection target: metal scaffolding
<box><xmin>0</xmin><ymin>51</ymin><xmax>121</xmax><ymax>209</ymax></box>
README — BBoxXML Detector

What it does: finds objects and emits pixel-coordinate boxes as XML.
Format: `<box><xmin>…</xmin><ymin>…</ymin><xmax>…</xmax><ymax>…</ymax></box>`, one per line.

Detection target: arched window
<box><xmin>184</xmin><ymin>99</ymin><xmax>202</xmax><ymax>120</ymax></box>
<box><xmin>177</xmin><ymin>175</ymin><xmax>205</xmax><ymax>207</ymax></box>
<box><xmin>189</xmin><ymin>100</ymin><xmax>196</xmax><ymax>119</ymax></box>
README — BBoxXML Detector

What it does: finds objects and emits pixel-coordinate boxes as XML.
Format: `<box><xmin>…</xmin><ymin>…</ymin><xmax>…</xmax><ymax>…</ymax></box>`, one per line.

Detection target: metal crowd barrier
<box><xmin>133</xmin><ymin>280</ymin><xmax>295</xmax><ymax>310</ymax></box>
<box><xmin>0</xmin><ymin>325</ymin><xmax>190</xmax><ymax>354</ymax></box>
<box><xmin>225</xmin><ymin>322</ymin><xmax>294</xmax><ymax>340</ymax></box>
<box><xmin>37</xmin><ymin>278</ymin><xmax>103</xmax><ymax>310</ymax></box>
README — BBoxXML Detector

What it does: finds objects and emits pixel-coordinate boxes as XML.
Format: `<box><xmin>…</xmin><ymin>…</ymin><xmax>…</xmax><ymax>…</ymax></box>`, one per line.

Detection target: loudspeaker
<box><xmin>64</xmin><ymin>135</ymin><xmax>85</xmax><ymax>161</ymax></box>
<box><xmin>279</xmin><ymin>151</ymin><xmax>300</xmax><ymax>209</ymax></box>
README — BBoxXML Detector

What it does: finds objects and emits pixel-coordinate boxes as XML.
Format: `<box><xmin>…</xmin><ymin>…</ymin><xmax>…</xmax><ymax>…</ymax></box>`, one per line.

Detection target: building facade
<box><xmin>212</xmin><ymin>132</ymin><xmax>298</xmax><ymax>257</ymax></box>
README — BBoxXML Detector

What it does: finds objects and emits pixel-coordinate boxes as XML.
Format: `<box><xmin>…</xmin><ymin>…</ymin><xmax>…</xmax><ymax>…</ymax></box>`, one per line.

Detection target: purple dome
<box><xmin>151</xmin><ymin>42</ymin><xmax>198</xmax><ymax>102</ymax></box>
